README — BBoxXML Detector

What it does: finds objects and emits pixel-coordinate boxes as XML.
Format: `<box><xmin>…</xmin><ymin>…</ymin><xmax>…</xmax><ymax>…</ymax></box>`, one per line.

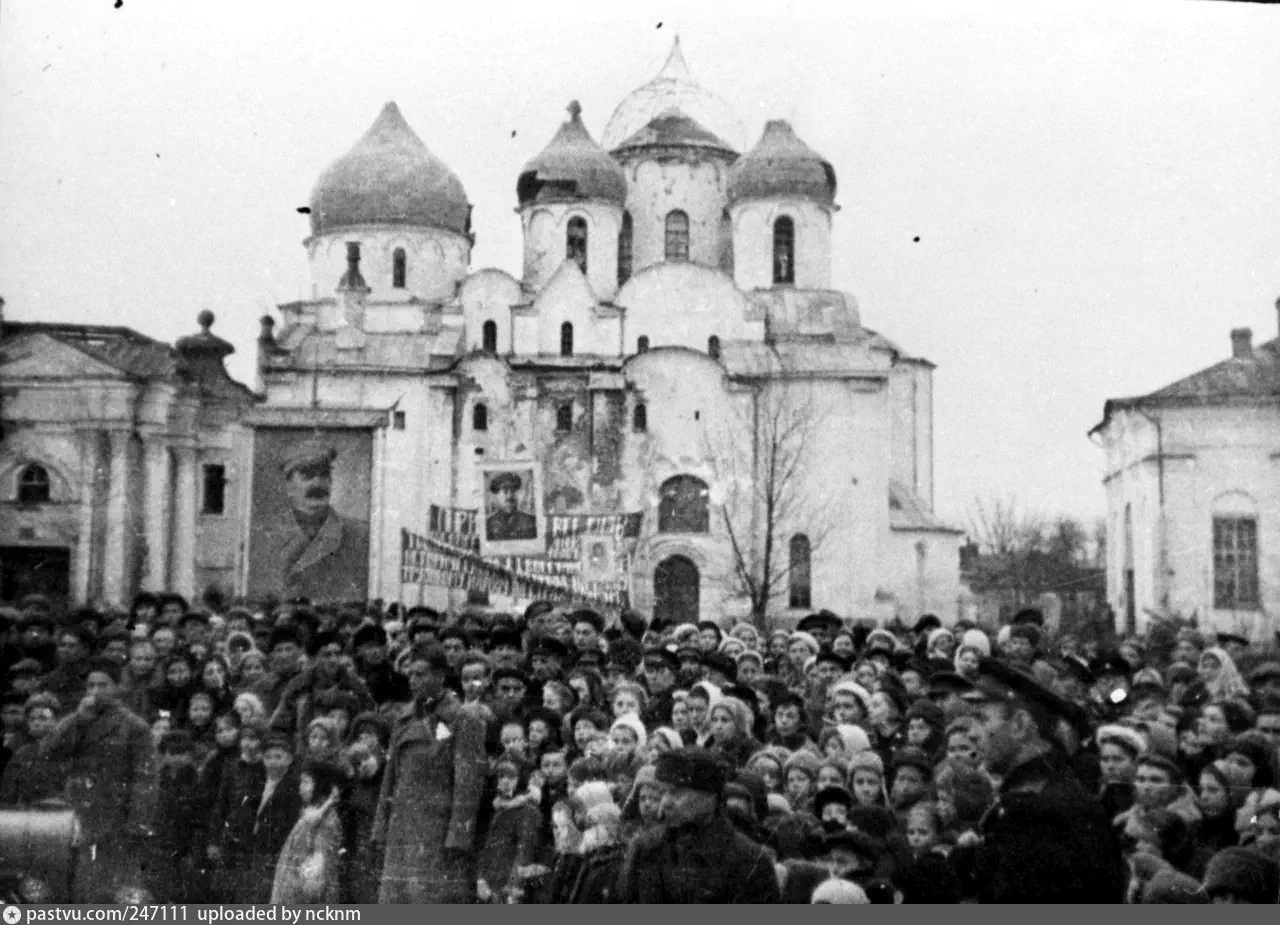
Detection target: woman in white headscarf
<box><xmin>1198</xmin><ymin>647</ymin><xmax>1250</xmax><ymax>703</ymax></box>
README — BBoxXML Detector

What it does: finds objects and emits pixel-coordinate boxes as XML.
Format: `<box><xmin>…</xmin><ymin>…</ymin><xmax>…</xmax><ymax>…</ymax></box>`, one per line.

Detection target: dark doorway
<box><xmin>654</xmin><ymin>555</ymin><xmax>700</xmax><ymax>625</ymax></box>
<box><xmin>1</xmin><ymin>546</ymin><xmax>71</xmax><ymax>605</ymax></box>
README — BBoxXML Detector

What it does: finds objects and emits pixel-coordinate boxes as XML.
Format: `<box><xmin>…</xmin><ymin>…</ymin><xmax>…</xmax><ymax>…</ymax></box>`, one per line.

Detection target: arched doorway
<box><xmin>653</xmin><ymin>555</ymin><xmax>700</xmax><ymax>626</ymax></box>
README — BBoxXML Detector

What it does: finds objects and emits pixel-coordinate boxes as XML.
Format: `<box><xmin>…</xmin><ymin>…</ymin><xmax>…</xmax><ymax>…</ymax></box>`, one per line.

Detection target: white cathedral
<box><xmin>1</xmin><ymin>40</ymin><xmax>961</xmax><ymax>625</ymax></box>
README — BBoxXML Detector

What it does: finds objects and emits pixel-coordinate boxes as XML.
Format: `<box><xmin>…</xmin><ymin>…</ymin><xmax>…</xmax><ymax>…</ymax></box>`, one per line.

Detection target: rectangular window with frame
<box><xmin>1213</xmin><ymin>516</ymin><xmax>1260</xmax><ymax>609</ymax></box>
<box><xmin>202</xmin><ymin>464</ymin><xmax>227</xmax><ymax>516</ymax></box>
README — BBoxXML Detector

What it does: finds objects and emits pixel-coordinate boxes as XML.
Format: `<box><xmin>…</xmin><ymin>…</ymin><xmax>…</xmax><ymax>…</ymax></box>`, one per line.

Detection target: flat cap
<box><xmin>643</xmin><ymin>646</ymin><xmax>679</xmax><ymax>671</ymax></box>
<box><xmin>798</xmin><ymin>612</ymin><xmax>843</xmax><ymax>634</ymax></box>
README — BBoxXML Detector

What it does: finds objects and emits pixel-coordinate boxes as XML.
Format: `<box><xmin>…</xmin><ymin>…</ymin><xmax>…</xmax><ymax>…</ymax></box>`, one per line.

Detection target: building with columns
<box><xmin>0</xmin><ymin>304</ymin><xmax>255</xmax><ymax>608</ymax></box>
<box><xmin>1092</xmin><ymin>302</ymin><xmax>1280</xmax><ymax>643</ymax></box>
<box><xmin>2</xmin><ymin>40</ymin><xmax>962</xmax><ymax>624</ymax></box>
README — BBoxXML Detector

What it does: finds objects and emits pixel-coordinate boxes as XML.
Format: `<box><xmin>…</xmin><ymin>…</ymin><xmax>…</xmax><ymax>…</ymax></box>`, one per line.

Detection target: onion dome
<box><xmin>309</xmin><ymin>101</ymin><xmax>471</xmax><ymax>237</ymax></box>
<box><xmin>728</xmin><ymin>120</ymin><xmax>837</xmax><ymax>206</ymax></box>
<box><xmin>517</xmin><ymin>101</ymin><xmax>627</xmax><ymax>207</ymax></box>
<box><xmin>613</xmin><ymin>109</ymin><xmax>736</xmax><ymax>159</ymax></box>
<box><xmin>601</xmin><ymin>37</ymin><xmax>745</xmax><ymax>153</ymax></box>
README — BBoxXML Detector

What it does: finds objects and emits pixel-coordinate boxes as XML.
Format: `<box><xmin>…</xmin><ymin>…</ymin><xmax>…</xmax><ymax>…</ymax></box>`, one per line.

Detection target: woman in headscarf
<box><xmin>1197</xmin><ymin>647</ymin><xmax>1250</xmax><ymax>703</ymax></box>
<box><xmin>706</xmin><ymin>696</ymin><xmax>760</xmax><ymax>770</ymax></box>
<box><xmin>270</xmin><ymin>757</ymin><xmax>344</xmax><ymax>904</ymax></box>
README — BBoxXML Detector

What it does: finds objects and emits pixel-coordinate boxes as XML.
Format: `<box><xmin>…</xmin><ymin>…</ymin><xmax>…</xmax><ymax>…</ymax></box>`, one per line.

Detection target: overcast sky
<box><xmin>3</xmin><ymin>0</ymin><xmax>1278</xmax><ymax>529</ymax></box>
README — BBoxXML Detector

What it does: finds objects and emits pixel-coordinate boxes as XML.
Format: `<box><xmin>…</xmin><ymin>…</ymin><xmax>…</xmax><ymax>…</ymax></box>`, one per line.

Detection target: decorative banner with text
<box><xmin>399</xmin><ymin>507</ymin><xmax>643</xmax><ymax>611</ymax></box>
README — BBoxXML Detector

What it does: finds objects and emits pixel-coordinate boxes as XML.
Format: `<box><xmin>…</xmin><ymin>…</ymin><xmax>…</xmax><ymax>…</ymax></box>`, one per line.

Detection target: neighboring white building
<box><xmin>0</xmin><ymin>304</ymin><xmax>255</xmax><ymax>608</ymax></box>
<box><xmin>1091</xmin><ymin>305</ymin><xmax>1280</xmax><ymax>642</ymax></box>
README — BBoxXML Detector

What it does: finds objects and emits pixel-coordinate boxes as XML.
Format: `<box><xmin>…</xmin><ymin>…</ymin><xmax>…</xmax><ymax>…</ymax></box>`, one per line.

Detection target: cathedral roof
<box><xmin>308</xmin><ymin>102</ymin><xmax>471</xmax><ymax>238</ymax></box>
<box><xmin>613</xmin><ymin>110</ymin><xmax>736</xmax><ymax>158</ymax></box>
<box><xmin>728</xmin><ymin>120</ymin><xmax>837</xmax><ymax>206</ymax></box>
<box><xmin>517</xmin><ymin>102</ymin><xmax>627</xmax><ymax>207</ymax></box>
<box><xmin>600</xmin><ymin>37</ymin><xmax>745</xmax><ymax>153</ymax></box>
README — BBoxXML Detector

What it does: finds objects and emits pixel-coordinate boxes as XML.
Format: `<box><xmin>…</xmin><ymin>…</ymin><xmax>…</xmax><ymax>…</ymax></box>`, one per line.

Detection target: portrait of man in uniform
<box><xmin>480</xmin><ymin>465</ymin><xmax>543</xmax><ymax>556</ymax></box>
<box><xmin>247</xmin><ymin>429</ymin><xmax>372</xmax><ymax>603</ymax></box>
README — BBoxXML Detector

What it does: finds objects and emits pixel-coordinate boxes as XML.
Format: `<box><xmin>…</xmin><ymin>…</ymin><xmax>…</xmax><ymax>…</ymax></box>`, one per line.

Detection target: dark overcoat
<box><xmin>372</xmin><ymin>699</ymin><xmax>490</xmax><ymax>903</ymax></box>
<box><xmin>612</xmin><ymin>814</ymin><xmax>781</xmax><ymax>903</ymax></box>
<box><xmin>975</xmin><ymin>751</ymin><xmax>1127</xmax><ymax>903</ymax></box>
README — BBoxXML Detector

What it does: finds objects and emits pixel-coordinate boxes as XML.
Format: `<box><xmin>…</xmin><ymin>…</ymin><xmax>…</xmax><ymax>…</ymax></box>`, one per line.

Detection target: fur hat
<box><xmin>1142</xmin><ymin>868</ymin><xmax>1208</xmax><ymax>904</ymax></box>
<box><xmin>891</xmin><ymin>746</ymin><xmax>933</xmax><ymax>778</ymax></box>
<box><xmin>710</xmin><ymin>696</ymin><xmax>754</xmax><ymax>739</ymax></box>
<box><xmin>1201</xmin><ymin>847</ymin><xmax>1280</xmax><ymax>904</ymax></box>
<box><xmin>653</xmin><ymin>747</ymin><xmax>729</xmax><ymax>795</ymax></box>
<box><xmin>1097</xmin><ymin>724</ymin><xmax>1147</xmax><ymax>759</ymax></box>
<box><xmin>788</xmin><ymin>631</ymin><xmax>820</xmax><ymax>654</ymax></box>
<box><xmin>820</xmin><ymin>723</ymin><xmax>871</xmax><ymax>756</ymax></box>
<box><xmin>829</xmin><ymin>680</ymin><xmax>872</xmax><ymax>713</ymax></box>
<box><xmin>649</xmin><ymin>727</ymin><xmax>683</xmax><ymax>752</ymax></box>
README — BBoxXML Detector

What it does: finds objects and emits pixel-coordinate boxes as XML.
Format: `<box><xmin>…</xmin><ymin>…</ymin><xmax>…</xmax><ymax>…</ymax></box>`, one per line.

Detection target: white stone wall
<box><xmin>618</xmin><ymin>156</ymin><xmax>733</xmax><ymax>274</ymax></box>
<box><xmin>1100</xmin><ymin>404</ymin><xmax>1280</xmax><ymax>640</ymax></box>
<box><xmin>520</xmin><ymin>203</ymin><xmax>623</xmax><ymax>302</ymax></box>
<box><xmin>730</xmin><ymin>198</ymin><xmax>833</xmax><ymax>291</ymax></box>
<box><xmin>307</xmin><ymin>227</ymin><xmax>471</xmax><ymax>304</ymax></box>
<box><xmin>615</xmin><ymin>262</ymin><xmax>764</xmax><ymax>354</ymax></box>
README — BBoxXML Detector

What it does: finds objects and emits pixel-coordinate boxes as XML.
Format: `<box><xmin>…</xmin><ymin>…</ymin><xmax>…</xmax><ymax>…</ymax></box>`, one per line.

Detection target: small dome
<box><xmin>613</xmin><ymin>109</ymin><xmax>736</xmax><ymax>158</ymax></box>
<box><xmin>309</xmin><ymin>101</ymin><xmax>471</xmax><ymax>237</ymax></box>
<box><xmin>517</xmin><ymin>101</ymin><xmax>627</xmax><ymax>207</ymax></box>
<box><xmin>601</xmin><ymin>37</ymin><xmax>745</xmax><ymax>153</ymax></box>
<box><xmin>728</xmin><ymin>120</ymin><xmax>837</xmax><ymax>206</ymax></box>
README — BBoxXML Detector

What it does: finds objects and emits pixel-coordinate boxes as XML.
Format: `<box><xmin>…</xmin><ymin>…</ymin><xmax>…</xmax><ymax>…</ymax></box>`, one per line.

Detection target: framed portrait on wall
<box><xmin>245</xmin><ymin>428</ymin><xmax>372</xmax><ymax>604</ymax></box>
<box><xmin>479</xmin><ymin>463</ymin><xmax>544</xmax><ymax>557</ymax></box>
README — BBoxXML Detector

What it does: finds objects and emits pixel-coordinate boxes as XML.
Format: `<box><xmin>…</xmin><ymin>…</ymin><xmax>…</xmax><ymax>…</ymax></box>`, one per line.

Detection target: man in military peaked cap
<box><xmin>253</xmin><ymin>435</ymin><xmax>370</xmax><ymax>603</ymax></box>
<box><xmin>960</xmin><ymin>657</ymin><xmax>1126</xmax><ymax>903</ymax></box>
<box><xmin>485</xmin><ymin>471</ymin><xmax>538</xmax><ymax>541</ymax></box>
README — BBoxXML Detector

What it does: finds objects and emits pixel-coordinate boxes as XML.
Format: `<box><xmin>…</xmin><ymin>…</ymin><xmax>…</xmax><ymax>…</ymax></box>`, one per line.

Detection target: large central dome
<box><xmin>308</xmin><ymin>101</ymin><xmax>471</xmax><ymax>238</ymax></box>
<box><xmin>600</xmin><ymin>38</ymin><xmax>745</xmax><ymax>154</ymax></box>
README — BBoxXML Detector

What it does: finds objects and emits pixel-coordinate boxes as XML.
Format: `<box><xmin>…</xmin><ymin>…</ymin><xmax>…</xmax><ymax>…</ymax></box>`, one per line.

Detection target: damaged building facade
<box><xmin>248</xmin><ymin>40</ymin><xmax>961</xmax><ymax>625</ymax></box>
<box><xmin>1</xmin><ymin>41</ymin><xmax>962</xmax><ymax>624</ymax></box>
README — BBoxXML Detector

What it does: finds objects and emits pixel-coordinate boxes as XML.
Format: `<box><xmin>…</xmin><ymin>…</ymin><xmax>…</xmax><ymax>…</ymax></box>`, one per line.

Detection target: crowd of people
<box><xmin>2</xmin><ymin>591</ymin><xmax>1279</xmax><ymax>904</ymax></box>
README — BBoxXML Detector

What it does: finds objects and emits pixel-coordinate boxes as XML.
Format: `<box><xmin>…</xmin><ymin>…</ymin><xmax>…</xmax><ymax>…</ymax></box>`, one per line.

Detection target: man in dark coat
<box><xmin>42</xmin><ymin>656</ymin><xmax>157</xmax><ymax>902</ymax></box>
<box><xmin>245</xmin><ymin>733</ymin><xmax>303</xmax><ymax>903</ymax></box>
<box><xmin>485</xmin><ymin>472</ymin><xmax>538</xmax><ymax>541</ymax></box>
<box><xmin>371</xmin><ymin>646</ymin><xmax>491</xmax><ymax>903</ymax></box>
<box><xmin>964</xmin><ymin>657</ymin><xmax>1127</xmax><ymax>903</ymax></box>
<box><xmin>612</xmin><ymin>748</ymin><xmax>781</xmax><ymax>903</ymax></box>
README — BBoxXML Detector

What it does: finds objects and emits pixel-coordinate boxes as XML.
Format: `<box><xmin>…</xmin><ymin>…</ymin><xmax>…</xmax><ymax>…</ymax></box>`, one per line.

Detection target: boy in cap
<box><xmin>612</xmin><ymin>747</ymin><xmax>781</xmax><ymax>902</ymax></box>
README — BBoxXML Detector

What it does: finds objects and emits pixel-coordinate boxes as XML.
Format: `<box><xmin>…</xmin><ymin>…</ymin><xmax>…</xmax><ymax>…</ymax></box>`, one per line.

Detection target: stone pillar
<box><xmin>143</xmin><ymin>440</ymin><xmax>171</xmax><ymax>591</ymax></box>
<box><xmin>100</xmin><ymin>430</ymin><xmax>131</xmax><ymax>607</ymax></box>
<box><xmin>171</xmin><ymin>446</ymin><xmax>198</xmax><ymax>598</ymax></box>
<box><xmin>72</xmin><ymin>430</ymin><xmax>98</xmax><ymax>605</ymax></box>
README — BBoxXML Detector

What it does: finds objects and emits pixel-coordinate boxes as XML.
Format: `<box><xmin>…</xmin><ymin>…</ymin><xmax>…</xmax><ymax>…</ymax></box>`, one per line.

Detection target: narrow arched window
<box><xmin>567</xmin><ymin>217</ymin><xmax>588</xmax><ymax>274</ymax></box>
<box><xmin>473</xmin><ymin>403</ymin><xmax>488</xmax><ymax>432</ymax></box>
<box><xmin>665</xmin><ymin>210</ymin><xmax>690</xmax><ymax>262</ymax></box>
<box><xmin>617</xmin><ymin>211</ymin><xmax>633</xmax><ymax>285</ymax></box>
<box><xmin>482</xmin><ymin>320</ymin><xmax>498</xmax><ymax>353</ymax></box>
<box><xmin>17</xmin><ymin>464</ymin><xmax>51</xmax><ymax>504</ymax></box>
<box><xmin>773</xmin><ymin>216</ymin><xmax>795</xmax><ymax>284</ymax></box>
<box><xmin>658</xmin><ymin>475</ymin><xmax>710</xmax><ymax>534</ymax></box>
<box><xmin>707</xmin><ymin>335</ymin><xmax>721</xmax><ymax>360</ymax></box>
<box><xmin>392</xmin><ymin>248</ymin><xmax>407</xmax><ymax>288</ymax></box>
<box><xmin>560</xmin><ymin>321</ymin><xmax>574</xmax><ymax>357</ymax></box>
<box><xmin>556</xmin><ymin>403</ymin><xmax>573</xmax><ymax>433</ymax></box>
<box><xmin>637</xmin><ymin>335</ymin><xmax>649</xmax><ymax>354</ymax></box>
<box><xmin>633</xmin><ymin>402</ymin><xmax>648</xmax><ymax>432</ymax></box>
<box><xmin>789</xmin><ymin>533</ymin><xmax>812</xmax><ymax>608</ymax></box>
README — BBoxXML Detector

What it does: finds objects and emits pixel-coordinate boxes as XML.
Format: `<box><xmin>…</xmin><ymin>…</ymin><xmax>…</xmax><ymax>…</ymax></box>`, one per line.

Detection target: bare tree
<box><xmin>710</xmin><ymin>382</ymin><xmax>835</xmax><ymax>630</ymax></box>
<box><xmin>965</xmin><ymin>495</ymin><xmax>1104</xmax><ymax>625</ymax></box>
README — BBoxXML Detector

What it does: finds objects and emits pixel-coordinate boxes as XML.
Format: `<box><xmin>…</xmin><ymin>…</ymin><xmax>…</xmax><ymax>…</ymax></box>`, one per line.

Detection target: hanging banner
<box><xmin>403</xmin><ymin>506</ymin><xmax>644</xmax><ymax>611</ymax></box>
